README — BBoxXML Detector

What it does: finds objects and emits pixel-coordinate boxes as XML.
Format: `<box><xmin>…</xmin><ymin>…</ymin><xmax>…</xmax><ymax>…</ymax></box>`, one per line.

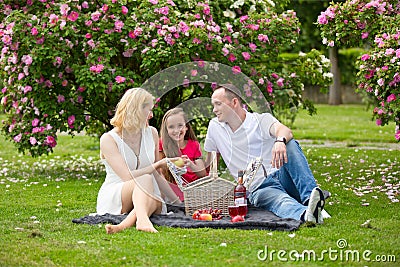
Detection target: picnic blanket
<box><xmin>72</xmin><ymin>203</ymin><xmax>302</xmax><ymax>231</ymax></box>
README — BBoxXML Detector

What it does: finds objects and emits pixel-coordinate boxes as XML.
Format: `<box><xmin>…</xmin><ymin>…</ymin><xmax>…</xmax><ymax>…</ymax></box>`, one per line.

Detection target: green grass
<box><xmin>0</xmin><ymin>105</ymin><xmax>399</xmax><ymax>267</ymax></box>
<box><xmin>293</xmin><ymin>104</ymin><xmax>396</xmax><ymax>144</ymax></box>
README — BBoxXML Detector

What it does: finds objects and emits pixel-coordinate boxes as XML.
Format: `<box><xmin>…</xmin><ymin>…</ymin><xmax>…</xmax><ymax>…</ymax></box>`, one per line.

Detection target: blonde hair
<box><xmin>160</xmin><ymin>107</ymin><xmax>197</xmax><ymax>157</ymax></box>
<box><xmin>110</xmin><ymin>88</ymin><xmax>154</xmax><ymax>132</ymax></box>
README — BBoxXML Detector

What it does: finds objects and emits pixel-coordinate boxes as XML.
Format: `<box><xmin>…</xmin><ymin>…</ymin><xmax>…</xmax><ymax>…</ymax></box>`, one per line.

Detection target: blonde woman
<box><xmin>96</xmin><ymin>88</ymin><xmax>181</xmax><ymax>233</ymax></box>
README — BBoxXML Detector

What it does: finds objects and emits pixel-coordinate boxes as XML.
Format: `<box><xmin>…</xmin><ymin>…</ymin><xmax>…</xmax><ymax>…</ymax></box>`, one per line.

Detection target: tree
<box><xmin>291</xmin><ymin>0</ymin><xmax>346</xmax><ymax>105</ymax></box>
<box><xmin>317</xmin><ymin>0</ymin><xmax>400</xmax><ymax>141</ymax></box>
<box><xmin>0</xmin><ymin>0</ymin><xmax>332</xmax><ymax>156</ymax></box>
<box><xmin>328</xmin><ymin>47</ymin><xmax>342</xmax><ymax>105</ymax></box>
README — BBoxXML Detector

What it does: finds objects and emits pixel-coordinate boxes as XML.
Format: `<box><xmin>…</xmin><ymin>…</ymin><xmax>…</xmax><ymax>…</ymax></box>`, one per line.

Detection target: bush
<box><xmin>0</xmin><ymin>1</ymin><xmax>332</xmax><ymax>156</ymax></box>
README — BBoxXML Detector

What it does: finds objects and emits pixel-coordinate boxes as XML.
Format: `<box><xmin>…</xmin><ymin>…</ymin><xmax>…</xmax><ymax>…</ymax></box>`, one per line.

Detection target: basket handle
<box><xmin>209</xmin><ymin>151</ymin><xmax>218</xmax><ymax>179</ymax></box>
<box><xmin>166</xmin><ymin>159</ymin><xmax>187</xmax><ymax>191</ymax></box>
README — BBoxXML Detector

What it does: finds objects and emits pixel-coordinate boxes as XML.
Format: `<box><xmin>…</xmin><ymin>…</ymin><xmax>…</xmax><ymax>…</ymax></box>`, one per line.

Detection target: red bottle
<box><xmin>234</xmin><ymin>170</ymin><xmax>246</xmax><ymax>206</ymax></box>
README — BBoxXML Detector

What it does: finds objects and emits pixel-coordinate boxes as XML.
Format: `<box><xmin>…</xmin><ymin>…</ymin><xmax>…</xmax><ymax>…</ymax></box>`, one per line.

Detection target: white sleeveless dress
<box><xmin>96</xmin><ymin>127</ymin><xmax>166</xmax><ymax>215</ymax></box>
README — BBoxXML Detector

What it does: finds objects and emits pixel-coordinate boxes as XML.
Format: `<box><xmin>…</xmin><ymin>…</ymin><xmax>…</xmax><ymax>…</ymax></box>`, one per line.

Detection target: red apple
<box><xmin>192</xmin><ymin>211</ymin><xmax>200</xmax><ymax>220</ymax></box>
<box><xmin>199</xmin><ymin>213</ymin><xmax>212</xmax><ymax>221</ymax></box>
<box><xmin>231</xmin><ymin>215</ymin><xmax>244</xmax><ymax>223</ymax></box>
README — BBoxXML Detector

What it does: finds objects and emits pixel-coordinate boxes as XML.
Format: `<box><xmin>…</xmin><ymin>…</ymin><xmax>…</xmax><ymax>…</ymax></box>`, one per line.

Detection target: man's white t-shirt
<box><xmin>204</xmin><ymin>111</ymin><xmax>279</xmax><ymax>192</ymax></box>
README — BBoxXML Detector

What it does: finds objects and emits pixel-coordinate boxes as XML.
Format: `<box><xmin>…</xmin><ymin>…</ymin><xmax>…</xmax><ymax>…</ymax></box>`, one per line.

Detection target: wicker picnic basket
<box><xmin>167</xmin><ymin>152</ymin><xmax>235</xmax><ymax>216</ymax></box>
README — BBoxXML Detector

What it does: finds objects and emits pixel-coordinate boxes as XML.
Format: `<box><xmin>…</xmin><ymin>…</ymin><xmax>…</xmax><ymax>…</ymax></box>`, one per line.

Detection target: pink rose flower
<box><xmin>22</xmin><ymin>55</ymin><xmax>33</xmax><ymax>65</ymax></box>
<box><xmin>122</xmin><ymin>6</ymin><xmax>128</xmax><ymax>15</ymax></box>
<box><xmin>258</xmin><ymin>34</ymin><xmax>270</xmax><ymax>43</ymax></box>
<box><xmin>134</xmin><ymin>27</ymin><xmax>143</xmax><ymax>36</ymax></box>
<box><xmin>242</xmin><ymin>52</ymin><xmax>251</xmax><ymax>61</ymax></box>
<box><xmin>13</xmin><ymin>133</ymin><xmax>22</xmax><ymax>143</ymax></box>
<box><xmin>277</xmin><ymin>78</ymin><xmax>284</xmax><ymax>87</ymax></box>
<box><xmin>32</xmin><ymin>127</ymin><xmax>45</xmax><ymax>134</ymax></box>
<box><xmin>30</xmin><ymin>136</ymin><xmax>37</xmax><ymax>145</ymax></box>
<box><xmin>249</xmin><ymin>43</ymin><xmax>257</xmax><ymax>52</ymax></box>
<box><xmin>232</xmin><ymin>66</ymin><xmax>241</xmax><ymax>74</ymax></box>
<box><xmin>67</xmin><ymin>11</ymin><xmax>79</xmax><ymax>22</ymax></box>
<box><xmin>60</xmin><ymin>4</ymin><xmax>70</xmax><ymax>16</ymax></box>
<box><xmin>44</xmin><ymin>135</ymin><xmax>57</xmax><ymax>148</ymax></box>
<box><xmin>89</xmin><ymin>64</ymin><xmax>104</xmax><ymax>73</ymax></box>
<box><xmin>317</xmin><ymin>14</ymin><xmax>328</xmax><ymax>24</ymax></box>
<box><xmin>49</xmin><ymin>14</ymin><xmax>59</xmax><ymax>24</ymax></box>
<box><xmin>360</xmin><ymin>54</ymin><xmax>370</xmax><ymax>61</ymax></box>
<box><xmin>128</xmin><ymin>31</ymin><xmax>136</xmax><ymax>39</ymax></box>
<box><xmin>115</xmin><ymin>76</ymin><xmax>126</xmax><ymax>83</ymax></box>
<box><xmin>239</xmin><ymin>16</ymin><xmax>248</xmax><ymax>23</ymax></box>
<box><xmin>68</xmin><ymin>115</ymin><xmax>75</xmax><ymax>128</ymax></box>
<box><xmin>31</xmin><ymin>27</ymin><xmax>38</xmax><ymax>35</ymax></box>
<box><xmin>227</xmin><ymin>53</ymin><xmax>236</xmax><ymax>62</ymax></box>
<box><xmin>115</xmin><ymin>20</ymin><xmax>124</xmax><ymax>30</ymax></box>
<box><xmin>32</xmin><ymin>118</ymin><xmax>40</xmax><ymax>127</ymax></box>
<box><xmin>192</xmin><ymin>38</ymin><xmax>201</xmax><ymax>44</ymax></box>
<box><xmin>57</xmin><ymin>95</ymin><xmax>65</xmax><ymax>103</ymax></box>
<box><xmin>91</xmin><ymin>11</ymin><xmax>101</xmax><ymax>21</ymax></box>
<box><xmin>267</xmin><ymin>82</ymin><xmax>273</xmax><ymax>94</ymax></box>
<box><xmin>386</xmin><ymin>94</ymin><xmax>396</xmax><ymax>102</ymax></box>
<box><xmin>23</xmin><ymin>85</ymin><xmax>32</xmax><ymax>94</ymax></box>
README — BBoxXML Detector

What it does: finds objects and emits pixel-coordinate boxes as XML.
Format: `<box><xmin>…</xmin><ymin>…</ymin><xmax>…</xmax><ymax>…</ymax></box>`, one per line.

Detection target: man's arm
<box><xmin>270</xmin><ymin>121</ymin><xmax>294</xmax><ymax>169</ymax></box>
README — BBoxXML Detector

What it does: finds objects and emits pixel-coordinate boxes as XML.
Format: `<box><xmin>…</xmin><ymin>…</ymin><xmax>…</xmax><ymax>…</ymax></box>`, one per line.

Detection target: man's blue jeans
<box><xmin>248</xmin><ymin>140</ymin><xmax>317</xmax><ymax>220</ymax></box>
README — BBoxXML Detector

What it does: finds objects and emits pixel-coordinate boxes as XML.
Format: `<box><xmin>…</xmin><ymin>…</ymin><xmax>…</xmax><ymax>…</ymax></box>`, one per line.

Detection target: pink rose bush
<box><xmin>317</xmin><ymin>0</ymin><xmax>400</xmax><ymax>141</ymax></box>
<box><xmin>0</xmin><ymin>1</ymin><xmax>331</xmax><ymax>156</ymax></box>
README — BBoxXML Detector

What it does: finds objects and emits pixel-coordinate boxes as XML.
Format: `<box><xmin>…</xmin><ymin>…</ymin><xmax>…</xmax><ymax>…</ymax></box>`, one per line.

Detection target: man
<box><xmin>204</xmin><ymin>84</ymin><xmax>326</xmax><ymax>224</ymax></box>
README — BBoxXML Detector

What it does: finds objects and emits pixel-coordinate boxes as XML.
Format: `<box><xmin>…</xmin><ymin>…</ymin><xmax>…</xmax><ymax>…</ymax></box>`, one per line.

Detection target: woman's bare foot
<box><xmin>136</xmin><ymin>218</ymin><xmax>158</xmax><ymax>233</ymax></box>
<box><xmin>136</xmin><ymin>225</ymin><xmax>158</xmax><ymax>233</ymax></box>
<box><xmin>105</xmin><ymin>224</ymin><xmax>124</xmax><ymax>234</ymax></box>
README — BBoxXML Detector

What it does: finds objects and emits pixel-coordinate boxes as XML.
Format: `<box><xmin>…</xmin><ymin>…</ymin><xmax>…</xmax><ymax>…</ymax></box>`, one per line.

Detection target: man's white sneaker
<box><xmin>304</xmin><ymin>187</ymin><xmax>325</xmax><ymax>224</ymax></box>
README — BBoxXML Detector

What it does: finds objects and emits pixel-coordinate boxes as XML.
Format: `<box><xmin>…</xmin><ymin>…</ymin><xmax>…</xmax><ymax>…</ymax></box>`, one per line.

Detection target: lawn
<box><xmin>0</xmin><ymin>105</ymin><xmax>399</xmax><ymax>267</ymax></box>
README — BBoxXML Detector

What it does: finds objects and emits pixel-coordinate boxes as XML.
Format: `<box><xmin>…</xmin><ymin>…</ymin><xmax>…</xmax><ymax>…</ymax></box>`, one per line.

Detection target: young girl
<box><xmin>159</xmin><ymin>108</ymin><xmax>207</xmax><ymax>196</ymax></box>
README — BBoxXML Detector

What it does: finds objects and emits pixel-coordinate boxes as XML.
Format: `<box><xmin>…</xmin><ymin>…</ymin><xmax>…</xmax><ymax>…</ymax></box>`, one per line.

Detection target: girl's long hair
<box><xmin>160</xmin><ymin>108</ymin><xmax>197</xmax><ymax>157</ymax></box>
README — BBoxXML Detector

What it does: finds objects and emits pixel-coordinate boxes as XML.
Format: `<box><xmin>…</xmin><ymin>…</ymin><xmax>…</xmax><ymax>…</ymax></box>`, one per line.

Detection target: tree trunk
<box><xmin>328</xmin><ymin>47</ymin><xmax>342</xmax><ymax>105</ymax></box>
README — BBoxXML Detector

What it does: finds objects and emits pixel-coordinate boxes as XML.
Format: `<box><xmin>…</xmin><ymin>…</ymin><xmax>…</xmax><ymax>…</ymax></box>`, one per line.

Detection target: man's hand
<box><xmin>271</xmin><ymin>142</ymin><xmax>288</xmax><ymax>169</ymax></box>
